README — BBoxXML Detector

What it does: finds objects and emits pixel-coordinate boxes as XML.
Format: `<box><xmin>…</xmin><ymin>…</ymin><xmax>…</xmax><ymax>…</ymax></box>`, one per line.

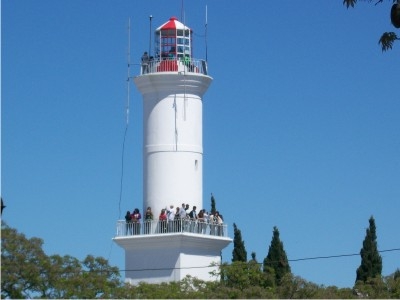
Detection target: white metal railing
<box><xmin>140</xmin><ymin>58</ymin><xmax>209</xmax><ymax>76</ymax></box>
<box><xmin>115</xmin><ymin>219</ymin><xmax>228</xmax><ymax>238</ymax></box>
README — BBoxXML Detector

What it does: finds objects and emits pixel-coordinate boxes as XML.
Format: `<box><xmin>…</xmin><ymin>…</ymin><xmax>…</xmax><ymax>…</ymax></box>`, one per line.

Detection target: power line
<box><xmin>117</xmin><ymin>18</ymin><xmax>132</xmax><ymax>220</ymax></box>
<box><xmin>39</xmin><ymin>247</ymin><xmax>398</xmax><ymax>276</ymax></box>
<box><xmin>110</xmin><ymin>18</ymin><xmax>131</xmax><ymax>263</ymax></box>
<box><xmin>116</xmin><ymin>248</ymin><xmax>400</xmax><ymax>273</ymax></box>
<box><xmin>289</xmin><ymin>248</ymin><xmax>400</xmax><ymax>262</ymax></box>
<box><xmin>118</xmin><ymin>124</ymin><xmax>128</xmax><ymax>219</ymax></box>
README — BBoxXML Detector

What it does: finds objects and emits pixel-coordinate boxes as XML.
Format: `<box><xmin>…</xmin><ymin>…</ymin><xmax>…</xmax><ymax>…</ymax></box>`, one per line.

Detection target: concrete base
<box><xmin>113</xmin><ymin>233</ymin><xmax>232</xmax><ymax>285</ymax></box>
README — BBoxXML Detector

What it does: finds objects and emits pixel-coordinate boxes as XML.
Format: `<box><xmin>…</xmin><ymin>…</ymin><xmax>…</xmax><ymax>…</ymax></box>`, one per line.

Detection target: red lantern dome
<box><xmin>155</xmin><ymin>17</ymin><xmax>193</xmax><ymax>60</ymax></box>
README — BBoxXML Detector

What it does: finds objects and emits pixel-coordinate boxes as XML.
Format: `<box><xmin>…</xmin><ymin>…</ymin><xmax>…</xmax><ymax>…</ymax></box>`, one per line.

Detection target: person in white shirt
<box><xmin>179</xmin><ymin>203</ymin><xmax>187</xmax><ymax>231</ymax></box>
<box><xmin>189</xmin><ymin>206</ymin><xmax>197</xmax><ymax>232</ymax></box>
<box><xmin>203</xmin><ymin>210</ymin><xmax>209</xmax><ymax>234</ymax></box>
<box><xmin>179</xmin><ymin>203</ymin><xmax>187</xmax><ymax>218</ymax></box>
<box><xmin>167</xmin><ymin>205</ymin><xmax>175</xmax><ymax>232</ymax></box>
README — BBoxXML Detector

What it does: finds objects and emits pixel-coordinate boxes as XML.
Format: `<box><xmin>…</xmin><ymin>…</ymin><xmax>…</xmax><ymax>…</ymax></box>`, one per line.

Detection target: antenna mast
<box><xmin>149</xmin><ymin>15</ymin><xmax>153</xmax><ymax>56</ymax></box>
<box><xmin>205</xmin><ymin>5</ymin><xmax>208</xmax><ymax>62</ymax></box>
<box><xmin>126</xmin><ymin>18</ymin><xmax>131</xmax><ymax>125</ymax></box>
<box><xmin>181</xmin><ymin>0</ymin><xmax>184</xmax><ymax>22</ymax></box>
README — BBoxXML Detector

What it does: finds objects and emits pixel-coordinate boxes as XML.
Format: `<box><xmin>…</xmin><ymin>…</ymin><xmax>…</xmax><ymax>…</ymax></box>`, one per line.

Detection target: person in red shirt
<box><xmin>131</xmin><ymin>208</ymin><xmax>141</xmax><ymax>235</ymax></box>
<box><xmin>158</xmin><ymin>209</ymin><xmax>167</xmax><ymax>233</ymax></box>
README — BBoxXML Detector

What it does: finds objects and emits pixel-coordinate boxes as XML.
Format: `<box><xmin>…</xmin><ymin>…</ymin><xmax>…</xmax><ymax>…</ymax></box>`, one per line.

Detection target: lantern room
<box><xmin>155</xmin><ymin>17</ymin><xmax>192</xmax><ymax>60</ymax></box>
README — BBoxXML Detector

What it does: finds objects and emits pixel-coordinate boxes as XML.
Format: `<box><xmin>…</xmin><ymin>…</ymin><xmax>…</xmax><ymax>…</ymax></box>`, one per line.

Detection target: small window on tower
<box><xmin>195</xmin><ymin>160</ymin><xmax>198</xmax><ymax>169</ymax></box>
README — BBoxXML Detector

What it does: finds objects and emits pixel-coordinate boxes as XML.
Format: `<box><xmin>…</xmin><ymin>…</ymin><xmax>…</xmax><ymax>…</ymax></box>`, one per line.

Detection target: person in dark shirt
<box><xmin>141</xmin><ymin>51</ymin><xmax>149</xmax><ymax>74</ymax></box>
<box><xmin>144</xmin><ymin>207</ymin><xmax>153</xmax><ymax>234</ymax></box>
<box><xmin>125</xmin><ymin>211</ymin><xmax>132</xmax><ymax>235</ymax></box>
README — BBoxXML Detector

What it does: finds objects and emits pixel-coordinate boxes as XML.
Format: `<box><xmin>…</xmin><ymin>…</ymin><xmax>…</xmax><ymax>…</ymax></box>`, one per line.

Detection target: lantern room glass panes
<box><xmin>176</xmin><ymin>29</ymin><xmax>191</xmax><ymax>58</ymax></box>
<box><xmin>155</xmin><ymin>27</ymin><xmax>192</xmax><ymax>60</ymax></box>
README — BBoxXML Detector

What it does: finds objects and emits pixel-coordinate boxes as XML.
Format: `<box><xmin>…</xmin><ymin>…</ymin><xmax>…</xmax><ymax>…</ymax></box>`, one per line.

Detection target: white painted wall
<box><xmin>113</xmin><ymin>72</ymin><xmax>233</xmax><ymax>286</ymax></box>
<box><xmin>134</xmin><ymin>73</ymin><xmax>212</xmax><ymax>217</ymax></box>
<box><xmin>114</xmin><ymin>233</ymin><xmax>231</xmax><ymax>285</ymax></box>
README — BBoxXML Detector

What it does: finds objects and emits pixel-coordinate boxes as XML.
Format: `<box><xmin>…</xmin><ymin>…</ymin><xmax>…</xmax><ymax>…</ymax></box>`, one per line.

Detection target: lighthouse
<box><xmin>113</xmin><ymin>16</ymin><xmax>232</xmax><ymax>285</ymax></box>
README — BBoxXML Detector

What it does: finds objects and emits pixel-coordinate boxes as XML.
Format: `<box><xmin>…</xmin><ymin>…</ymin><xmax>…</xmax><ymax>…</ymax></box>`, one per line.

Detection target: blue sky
<box><xmin>2</xmin><ymin>0</ymin><xmax>399</xmax><ymax>288</ymax></box>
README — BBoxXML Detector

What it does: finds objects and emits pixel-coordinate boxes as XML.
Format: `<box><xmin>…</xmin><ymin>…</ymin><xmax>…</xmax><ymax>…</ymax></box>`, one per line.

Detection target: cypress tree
<box><xmin>250</xmin><ymin>252</ymin><xmax>257</xmax><ymax>262</ymax></box>
<box><xmin>394</xmin><ymin>269</ymin><xmax>400</xmax><ymax>280</ymax></box>
<box><xmin>356</xmin><ymin>216</ymin><xmax>382</xmax><ymax>282</ymax></box>
<box><xmin>210</xmin><ymin>193</ymin><xmax>216</xmax><ymax>215</ymax></box>
<box><xmin>232</xmin><ymin>223</ymin><xmax>247</xmax><ymax>262</ymax></box>
<box><xmin>263</xmin><ymin>226</ymin><xmax>291</xmax><ymax>285</ymax></box>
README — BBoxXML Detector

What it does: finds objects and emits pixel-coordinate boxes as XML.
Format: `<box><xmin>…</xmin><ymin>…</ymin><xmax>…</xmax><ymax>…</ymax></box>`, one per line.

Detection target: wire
<box><xmin>118</xmin><ymin>124</ymin><xmax>128</xmax><ymax>219</ymax></box>
<box><xmin>114</xmin><ymin>247</ymin><xmax>400</xmax><ymax>273</ymax></box>
<box><xmin>45</xmin><ymin>247</ymin><xmax>399</xmax><ymax>276</ymax></box>
<box><xmin>117</xmin><ymin>18</ymin><xmax>132</xmax><ymax>220</ymax></box>
<box><xmin>111</xmin><ymin>18</ymin><xmax>131</xmax><ymax>263</ymax></box>
<box><xmin>289</xmin><ymin>248</ymin><xmax>400</xmax><ymax>262</ymax></box>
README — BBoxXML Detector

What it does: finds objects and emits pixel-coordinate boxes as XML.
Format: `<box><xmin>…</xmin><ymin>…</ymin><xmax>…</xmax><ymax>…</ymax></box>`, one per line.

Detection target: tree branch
<box><xmin>379</xmin><ymin>31</ymin><xmax>399</xmax><ymax>50</ymax></box>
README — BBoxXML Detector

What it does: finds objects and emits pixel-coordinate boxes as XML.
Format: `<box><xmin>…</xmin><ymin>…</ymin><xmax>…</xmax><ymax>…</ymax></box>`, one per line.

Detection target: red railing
<box><xmin>140</xmin><ymin>58</ymin><xmax>209</xmax><ymax>76</ymax></box>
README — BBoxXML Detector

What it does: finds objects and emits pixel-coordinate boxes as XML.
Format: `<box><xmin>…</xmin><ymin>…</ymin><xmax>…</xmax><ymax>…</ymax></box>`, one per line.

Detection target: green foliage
<box><xmin>343</xmin><ymin>0</ymin><xmax>397</xmax><ymax>9</ymax></box>
<box><xmin>216</xmin><ymin>262</ymin><xmax>276</xmax><ymax>298</ymax></box>
<box><xmin>250</xmin><ymin>251</ymin><xmax>256</xmax><ymax>261</ymax></box>
<box><xmin>220</xmin><ymin>261</ymin><xmax>249</xmax><ymax>290</ymax></box>
<box><xmin>1</xmin><ymin>221</ymin><xmax>49</xmax><ymax>298</ymax></box>
<box><xmin>2</xmin><ymin>219</ymin><xmax>399</xmax><ymax>298</ymax></box>
<box><xmin>218</xmin><ymin>261</ymin><xmax>265</xmax><ymax>291</ymax></box>
<box><xmin>263</xmin><ymin>226</ymin><xmax>291</xmax><ymax>285</ymax></box>
<box><xmin>343</xmin><ymin>0</ymin><xmax>399</xmax><ymax>51</ymax></box>
<box><xmin>1</xmin><ymin>221</ymin><xmax>122</xmax><ymax>299</ymax></box>
<box><xmin>1</xmin><ymin>197</ymin><xmax>5</xmax><ymax>215</ymax></box>
<box><xmin>46</xmin><ymin>254</ymin><xmax>83</xmax><ymax>298</ymax></box>
<box><xmin>387</xmin><ymin>269</ymin><xmax>400</xmax><ymax>298</ymax></box>
<box><xmin>354</xmin><ymin>276</ymin><xmax>390</xmax><ymax>298</ymax></box>
<box><xmin>353</xmin><ymin>271</ymin><xmax>400</xmax><ymax>299</ymax></box>
<box><xmin>356</xmin><ymin>216</ymin><xmax>382</xmax><ymax>283</ymax></box>
<box><xmin>247</xmin><ymin>255</ymin><xmax>271</xmax><ymax>289</ymax></box>
<box><xmin>232</xmin><ymin>223</ymin><xmax>247</xmax><ymax>262</ymax></box>
<box><xmin>210</xmin><ymin>193</ymin><xmax>216</xmax><ymax>215</ymax></box>
<box><xmin>379</xmin><ymin>31</ymin><xmax>399</xmax><ymax>51</ymax></box>
<box><xmin>343</xmin><ymin>0</ymin><xmax>357</xmax><ymax>8</ymax></box>
<box><xmin>321</xmin><ymin>286</ymin><xmax>354</xmax><ymax>299</ymax></box>
<box><xmin>277</xmin><ymin>273</ymin><xmax>316</xmax><ymax>299</ymax></box>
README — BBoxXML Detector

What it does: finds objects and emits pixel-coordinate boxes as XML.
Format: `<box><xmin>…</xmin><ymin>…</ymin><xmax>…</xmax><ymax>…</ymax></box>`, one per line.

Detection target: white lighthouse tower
<box><xmin>113</xmin><ymin>16</ymin><xmax>231</xmax><ymax>285</ymax></box>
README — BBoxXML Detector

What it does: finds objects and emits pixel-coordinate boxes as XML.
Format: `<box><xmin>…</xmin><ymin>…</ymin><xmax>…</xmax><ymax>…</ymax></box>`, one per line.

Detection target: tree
<box><xmin>1</xmin><ymin>221</ymin><xmax>50</xmax><ymax>298</ymax></box>
<box><xmin>395</xmin><ymin>268</ymin><xmax>400</xmax><ymax>280</ymax></box>
<box><xmin>46</xmin><ymin>254</ymin><xmax>85</xmax><ymax>298</ymax></box>
<box><xmin>1</xmin><ymin>197</ymin><xmax>5</xmax><ymax>215</ymax></box>
<box><xmin>277</xmin><ymin>273</ymin><xmax>320</xmax><ymax>299</ymax></box>
<box><xmin>6</xmin><ymin>221</ymin><xmax>391</xmax><ymax>298</ymax></box>
<box><xmin>232</xmin><ymin>223</ymin><xmax>247</xmax><ymax>262</ymax></box>
<box><xmin>263</xmin><ymin>226</ymin><xmax>291</xmax><ymax>285</ymax></box>
<box><xmin>247</xmin><ymin>252</ymin><xmax>268</xmax><ymax>289</ymax></box>
<box><xmin>343</xmin><ymin>0</ymin><xmax>400</xmax><ymax>51</ymax></box>
<box><xmin>210</xmin><ymin>193</ymin><xmax>216</xmax><ymax>215</ymax></box>
<box><xmin>354</xmin><ymin>276</ymin><xmax>390</xmax><ymax>298</ymax></box>
<box><xmin>250</xmin><ymin>251</ymin><xmax>257</xmax><ymax>262</ymax></box>
<box><xmin>356</xmin><ymin>216</ymin><xmax>383</xmax><ymax>283</ymax></box>
<box><xmin>387</xmin><ymin>269</ymin><xmax>400</xmax><ymax>298</ymax></box>
<box><xmin>1</xmin><ymin>221</ymin><xmax>122</xmax><ymax>298</ymax></box>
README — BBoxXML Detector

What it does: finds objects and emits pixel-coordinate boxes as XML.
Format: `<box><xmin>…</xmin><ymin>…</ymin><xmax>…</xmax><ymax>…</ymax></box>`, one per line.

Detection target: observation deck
<box><xmin>114</xmin><ymin>219</ymin><xmax>228</xmax><ymax>238</ymax></box>
<box><xmin>139</xmin><ymin>57</ymin><xmax>208</xmax><ymax>76</ymax></box>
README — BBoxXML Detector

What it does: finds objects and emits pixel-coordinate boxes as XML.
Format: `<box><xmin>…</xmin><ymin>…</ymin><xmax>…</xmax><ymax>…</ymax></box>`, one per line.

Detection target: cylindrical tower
<box><xmin>134</xmin><ymin>17</ymin><xmax>212</xmax><ymax>217</ymax></box>
<box><xmin>114</xmin><ymin>16</ymin><xmax>231</xmax><ymax>285</ymax></box>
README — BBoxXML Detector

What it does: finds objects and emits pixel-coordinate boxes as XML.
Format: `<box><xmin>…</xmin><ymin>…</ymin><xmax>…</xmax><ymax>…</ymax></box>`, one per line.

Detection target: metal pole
<box><xmin>149</xmin><ymin>15</ymin><xmax>153</xmax><ymax>56</ymax></box>
<box><xmin>205</xmin><ymin>5</ymin><xmax>208</xmax><ymax>62</ymax></box>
